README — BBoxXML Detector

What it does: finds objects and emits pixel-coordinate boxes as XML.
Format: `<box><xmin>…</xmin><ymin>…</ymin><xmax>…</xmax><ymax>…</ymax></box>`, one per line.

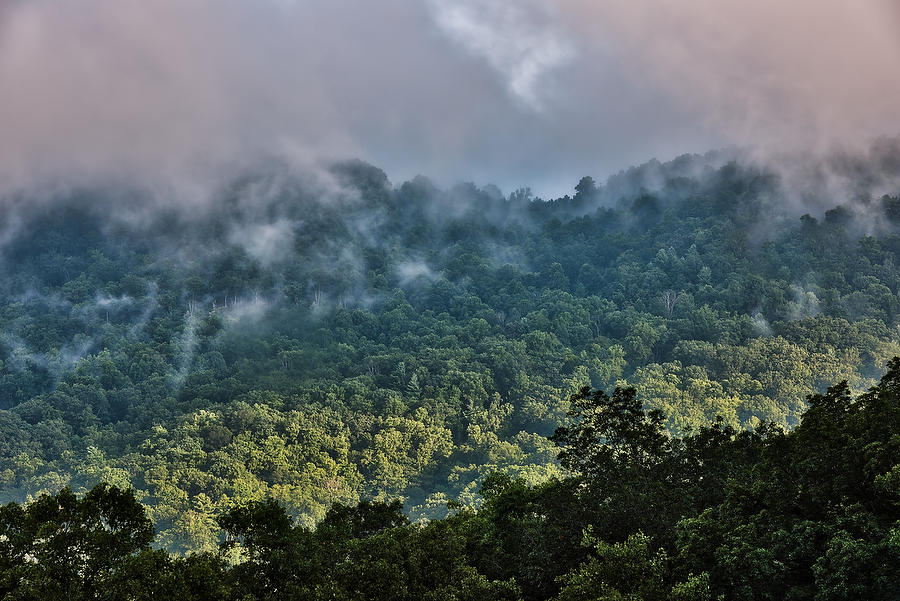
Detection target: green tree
<box><xmin>0</xmin><ymin>483</ymin><xmax>154</xmax><ymax>599</ymax></box>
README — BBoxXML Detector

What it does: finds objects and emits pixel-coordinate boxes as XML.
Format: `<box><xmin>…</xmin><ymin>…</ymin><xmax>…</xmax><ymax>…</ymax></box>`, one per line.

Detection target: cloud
<box><xmin>427</xmin><ymin>0</ymin><xmax>575</xmax><ymax>111</ymax></box>
<box><xmin>228</xmin><ymin>219</ymin><xmax>295</xmax><ymax>268</ymax></box>
<box><xmin>0</xmin><ymin>0</ymin><xmax>898</xmax><ymax>199</ymax></box>
<box><xmin>396</xmin><ymin>260</ymin><xmax>438</xmax><ymax>286</ymax></box>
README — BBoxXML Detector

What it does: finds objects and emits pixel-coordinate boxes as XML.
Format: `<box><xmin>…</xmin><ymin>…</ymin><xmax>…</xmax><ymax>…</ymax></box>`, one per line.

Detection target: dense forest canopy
<box><xmin>1</xmin><ymin>141</ymin><xmax>900</xmax><ymax>552</ymax></box>
<box><xmin>3</xmin><ymin>361</ymin><xmax>899</xmax><ymax>599</ymax></box>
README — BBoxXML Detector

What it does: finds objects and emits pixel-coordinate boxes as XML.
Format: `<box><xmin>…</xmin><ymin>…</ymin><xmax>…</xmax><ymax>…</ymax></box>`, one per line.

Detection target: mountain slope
<box><xmin>1</xmin><ymin>147</ymin><xmax>900</xmax><ymax>550</ymax></box>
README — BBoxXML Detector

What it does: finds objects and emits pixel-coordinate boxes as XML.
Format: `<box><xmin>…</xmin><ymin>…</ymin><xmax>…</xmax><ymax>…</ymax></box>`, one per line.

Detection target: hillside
<box><xmin>2</xmin><ymin>146</ymin><xmax>900</xmax><ymax>550</ymax></box>
<box><xmin>4</xmin><ymin>361</ymin><xmax>899</xmax><ymax>599</ymax></box>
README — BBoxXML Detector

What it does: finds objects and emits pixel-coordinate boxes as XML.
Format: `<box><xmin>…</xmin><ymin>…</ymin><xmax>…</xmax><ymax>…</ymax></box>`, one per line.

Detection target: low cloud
<box><xmin>0</xmin><ymin>1</ymin><xmax>897</xmax><ymax>200</ymax></box>
<box><xmin>427</xmin><ymin>0</ymin><xmax>575</xmax><ymax>111</ymax></box>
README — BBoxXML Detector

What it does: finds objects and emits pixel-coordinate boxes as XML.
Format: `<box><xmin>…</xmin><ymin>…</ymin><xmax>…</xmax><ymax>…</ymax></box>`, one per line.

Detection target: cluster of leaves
<box><xmin>3</xmin><ymin>360</ymin><xmax>899</xmax><ymax>600</ymax></box>
<box><xmin>1</xmin><ymin>155</ymin><xmax>900</xmax><ymax>549</ymax></box>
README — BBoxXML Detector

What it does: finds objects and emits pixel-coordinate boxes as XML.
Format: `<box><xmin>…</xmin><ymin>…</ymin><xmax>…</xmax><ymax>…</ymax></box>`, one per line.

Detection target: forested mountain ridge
<box><xmin>2</xmin><ymin>142</ymin><xmax>900</xmax><ymax>551</ymax></box>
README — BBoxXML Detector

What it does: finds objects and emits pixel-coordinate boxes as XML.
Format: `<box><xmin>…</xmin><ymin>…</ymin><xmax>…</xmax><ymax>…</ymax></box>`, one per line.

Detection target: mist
<box><xmin>1</xmin><ymin>1</ymin><xmax>898</xmax><ymax>200</ymax></box>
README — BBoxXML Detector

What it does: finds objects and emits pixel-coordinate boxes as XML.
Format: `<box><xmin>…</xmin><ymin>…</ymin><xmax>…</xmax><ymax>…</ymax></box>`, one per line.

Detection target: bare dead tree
<box><xmin>312</xmin><ymin>284</ymin><xmax>323</xmax><ymax>307</ymax></box>
<box><xmin>662</xmin><ymin>289</ymin><xmax>681</xmax><ymax>317</ymax></box>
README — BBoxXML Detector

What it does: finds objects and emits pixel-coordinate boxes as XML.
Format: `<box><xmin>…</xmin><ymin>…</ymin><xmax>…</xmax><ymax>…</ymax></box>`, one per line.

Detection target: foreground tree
<box><xmin>0</xmin><ymin>483</ymin><xmax>153</xmax><ymax>599</ymax></box>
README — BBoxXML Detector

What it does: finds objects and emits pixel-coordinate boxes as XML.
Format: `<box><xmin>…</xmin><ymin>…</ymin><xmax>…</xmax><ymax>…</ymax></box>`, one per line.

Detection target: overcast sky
<box><xmin>1</xmin><ymin>0</ymin><xmax>899</xmax><ymax>199</ymax></box>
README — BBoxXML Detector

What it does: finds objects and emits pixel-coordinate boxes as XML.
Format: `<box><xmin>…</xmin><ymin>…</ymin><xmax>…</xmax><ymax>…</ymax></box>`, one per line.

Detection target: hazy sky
<box><xmin>1</xmin><ymin>0</ymin><xmax>899</xmax><ymax>198</ymax></box>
